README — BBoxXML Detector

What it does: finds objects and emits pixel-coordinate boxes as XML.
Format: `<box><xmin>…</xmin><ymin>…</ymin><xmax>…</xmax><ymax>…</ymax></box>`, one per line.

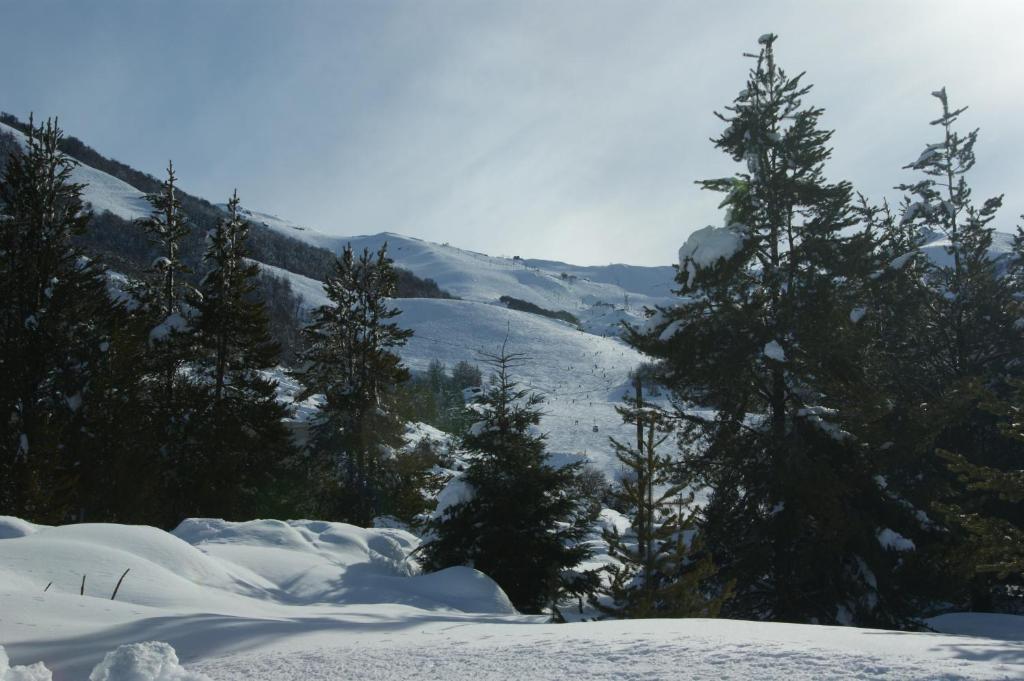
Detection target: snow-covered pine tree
<box><xmin>295</xmin><ymin>243</ymin><xmax>413</xmax><ymax>526</ymax></box>
<box><xmin>140</xmin><ymin>161</ymin><xmax>191</xmax><ymax>319</ymax></box>
<box><xmin>597</xmin><ymin>380</ymin><xmax>728</xmax><ymax>618</ymax></box>
<box><xmin>892</xmin><ymin>91</ymin><xmax>1024</xmax><ymax>610</ymax></box>
<box><xmin>0</xmin><ymin>115</ymin><xmax>114</xmax><ymax>522</ymax></box>
<box><xmin>422</xmin><ymin>342</ymin><xmax>590</xmax><ymax>614</ymax></box>
<box><xmin>896</xmin><ymin>88</ymin><xmax>1018</xmax><ymax>384</ymax></box>
<box><xmin>134</xmin><ymin>161</ymin><xmax>203</xmax><ymax>525</ymax></box>
<box><xmin>628</xmin><ymin>35</ymin><xmax>918</xmax><ymax>627</ymax></box>
<box><xmin>187</xmin><ymin>190</ymin><xmax>296</xmax><ymax>519</ymax></box>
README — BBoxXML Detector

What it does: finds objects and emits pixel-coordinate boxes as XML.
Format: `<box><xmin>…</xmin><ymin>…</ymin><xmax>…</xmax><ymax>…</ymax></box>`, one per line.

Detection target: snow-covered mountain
<box><xmin>0</xmin><ymin>122</ymin><xmax>151</xmax><ymax>220</ymax></box>
<box><xmin>233</xmin><ymin>206</ymin><xmax>678</xmax><ymax>336</ymax></box>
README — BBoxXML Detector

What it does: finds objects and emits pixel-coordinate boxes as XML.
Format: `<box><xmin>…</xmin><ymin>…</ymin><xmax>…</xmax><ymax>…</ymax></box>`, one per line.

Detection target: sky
<box><xmin>2</xmin><ymin>0</ymin><xmax>1023</xmax><ymax>266</ymax></box>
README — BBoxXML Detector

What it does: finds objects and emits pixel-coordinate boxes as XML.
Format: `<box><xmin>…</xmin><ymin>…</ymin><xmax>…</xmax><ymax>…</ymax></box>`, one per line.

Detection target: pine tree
<box><xmin>896</xmin><ymin>88</ymin><xmax>1018</xmax><ymax>383</ymax></box>
<box><xmin>0</xmin><ymin>116</ymin><xmax>114</xmax><ymax>521</ymax></box>
<box><xmin>134</xmin><ymin>161</ymin><xmax>202</xmax><ymax>525</ymax></box>
<box><xmin>628</xmin><ymin>35</ymin><xmax>918</xmax><ymax>626</ymax></box>
<box><xmin>187</xmin><ymin>190</ymin><xmax>296</xmax><ymax>519</ymax></box>
<box><xmin>422</xmin><ymin>342</ymin><xmax>590</xmax><ymax>614</ymax></box>
<box><xmin>295</xmin><ymin>243</ymin><xmax>413</xmax><ymax>525</ymax></box>
<box><xmin>937</xmin><ymin>379</ymin><xmax>1024</xmax><ymax>581</ymax></box>
<box><xmin>888</xmin><ymin>91</ymin><xmax>1024</xmax><ymax>609</ymax></box>
<box><xmin>597</xmin><ymin>380</ymin><xmax>729</xmax><ymax>618</ymax></box>
<box><xmin>136</xmin><ymin>160</ymin><xmax>195</xmax><ymax>401</ymax></box>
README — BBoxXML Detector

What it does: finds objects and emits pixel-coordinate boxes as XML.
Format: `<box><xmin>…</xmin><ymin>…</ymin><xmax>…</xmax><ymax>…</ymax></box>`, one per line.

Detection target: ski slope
<box><xmin>256</xmin><ymin>262</ymin><xmax>648</xmax><ymax>473</ymax></box>
<box><xmin>235</xmin><ymin>207</ymin><xmax>677</xmax><ymax>336</ymax></box>
<box><xmin>1</xmin><ymin>517</ymin><xmax>1021</xmax><ymax>680</ymax></box>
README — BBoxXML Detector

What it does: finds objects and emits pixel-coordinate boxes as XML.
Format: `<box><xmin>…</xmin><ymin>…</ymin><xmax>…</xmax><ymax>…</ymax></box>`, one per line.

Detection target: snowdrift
<box><xmin>2</xmin><ymin>517</ymin><xmax>1022</xmax><ymax>680</ymax></box>
<box><xmin>0</xmin><ymin>517</ymin><xmax>513</xmax><ymax>615</ymax></box>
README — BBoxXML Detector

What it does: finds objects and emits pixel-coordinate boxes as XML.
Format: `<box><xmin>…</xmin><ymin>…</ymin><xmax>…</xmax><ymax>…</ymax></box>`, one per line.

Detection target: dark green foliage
<box><xmin>0</xmin><ymin>116</ymin><xmax>115</xmax><ymax>522</ymax></box>
<box><xmin>396</xmin><ymin>268</ymin><xmax>454</xmax><ymax>299</ymax></box>
<box><xmin>597</xmin><ymin>382</ymin><xmax>730</xmax><ymax>618</ymax></box>
<box><xmin>252</xmin><ymin>272</ymin><xmax>306</xmax><ymax>364</ymax></box>
<box><xmin>0</xmin><ymin>129</ymin><xmax>19</xmax><ymax>177</ymax></box>
<box><xmin>451</xmin><ymin>360</ymin><xmax>483</xmax><ymax>390</ymax></box>
<box><xmin>422</xmin><ymin>344</ymin><xmax>591</xmax><ymax>614</ymax></box>
<box><xmin>499</xmin><ymin>295</ymin><xmax>579</xmax><ymax>326</ymax></box>
<box><xmin>186</xmin><ymin>191</ymin><xmax>297</xmax><ymax>520</ymax></box>
<box><xmin>295</xmin><ymin>243</ymin><xmax>414</xmax><ymax>525</ymax></box>
<box><xmin>394</xmin><ymin>359</ymin><xmax>479</xmax><ymax>435</ymax></box>
<box><xmin>628</xmin><ymin>36</ymin><xmax>919</xmax><ymax>627</ymax></box>
<box><xmin>937</xmin><ymin>379</ymin><xmax>1024</xmax><ymax>581</ymax></box>
<box><xmin>383</xmin><ymin>436</ymin><xmax>448</xmax><ymax>528</ymax></box>
<box><xmin>867</xmin><ymin>91</ymin><xmax>1024</xmax><ymax>611</ymax></box>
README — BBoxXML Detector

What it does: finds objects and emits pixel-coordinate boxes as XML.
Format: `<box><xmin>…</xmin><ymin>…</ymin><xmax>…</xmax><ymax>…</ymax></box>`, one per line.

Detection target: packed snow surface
<box><xmin>1</xmin><ymin>517</ymin><xmax>1021</xmax><ymax>680</ymax></box>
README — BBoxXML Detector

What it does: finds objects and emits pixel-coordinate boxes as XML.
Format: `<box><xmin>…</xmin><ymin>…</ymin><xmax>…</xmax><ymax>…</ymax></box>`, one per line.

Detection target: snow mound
<box><xmin>0</xmin><ymin>522</ymin><xmax>261</xmax><ymax>610</ymax></box>
<box><xmin>170</xmin><ymin>518</ymin><xmax>514</xmax><ymax>613</ymax></box>
<box><xmin>88</xmin><ymin>642</ymin><xmax>209</xmax><ymax>681</ymax></box>
<box><xmin>0</xmin><ymin>646</ymin><xmax>51</xmax><ymax>681</ymax></box>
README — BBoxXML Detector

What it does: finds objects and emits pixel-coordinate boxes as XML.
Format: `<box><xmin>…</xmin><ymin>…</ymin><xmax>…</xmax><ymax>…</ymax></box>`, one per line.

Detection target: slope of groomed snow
<box><xmin>234</xmin><ymin>206</ymin><xmax>676</xmax><ymax>335</ymax></box>
<box><xmin>0</xmin><ymin>123</ymin><xmax>152</xmax><ymax>221</ymax></box>
<box><xmin>255</xmin><ymin>262</ymin><xmax>649</xmax><ymax>474</ymax></box>
<box><xmin>2</xmin><ymin>517</ymin><xmax>1021</xmax><ymax>681</ymax></box>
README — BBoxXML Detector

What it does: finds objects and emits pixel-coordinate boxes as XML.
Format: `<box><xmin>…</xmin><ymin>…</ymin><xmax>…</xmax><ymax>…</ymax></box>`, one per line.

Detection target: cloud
<box><xmin>2</xmin><ymin>0</ymin><xmax>1022</xmax><ymax>265</ymax></box>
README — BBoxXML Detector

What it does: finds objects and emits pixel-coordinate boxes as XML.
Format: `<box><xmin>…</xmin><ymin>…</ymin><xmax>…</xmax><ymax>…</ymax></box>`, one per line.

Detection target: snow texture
<box><xmin>0</xmin><ymin>646</ymin><xmax>51</xmax><ymax>681</ymax></box>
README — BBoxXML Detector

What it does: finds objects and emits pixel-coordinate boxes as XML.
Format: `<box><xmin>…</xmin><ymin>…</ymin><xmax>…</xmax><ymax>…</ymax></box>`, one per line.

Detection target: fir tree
<box><xmin>140</xmin><ymin>161</ymin><xmax>191</xmax><ymax>319</ymax></box>
<box><xmin>0</xmin><ymin>116</ymin><xmax>114</xmax><ymax>522</ymax></box>
<box><xmin>937</xmin><ymin>379</ymin><xmax>1024</xmax><ymax>581</ymax></box>
<box><xmin>422</xmin><ymin>342</ymin><xmax>591</xmax><ymax>614</ymax></box>
<box><xmin>134</xmin><ymin>161</ymin><xmax>201</xmax><ymax>525</ymax></box>
<box><xmin>895</xmin><ymin>88</ymin><xmax>1018</xmax><ymax>383</ymax></box>
<box><xmin>187</xmin><ymin>190</ymin><xmax>296</xmax><ymax>519</ymax></box>
<box><xmin>628</xmin><ymin>35</ymin><xmax>918</xmax><ymax>626</ymax></box>
<box><xmin>598</xmin><ymin>380</ymin><xmax>729</xmax><ymax>618</ymax></box>
<box><xmin>295</xmin><ymin>243</ymin><xmax>413</xmax><ymax>525</ymax></box>
<box><xmin>888</xmin><ymin>91</ymin><xmax>1024</xmax><ymax>609</ymax></box>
